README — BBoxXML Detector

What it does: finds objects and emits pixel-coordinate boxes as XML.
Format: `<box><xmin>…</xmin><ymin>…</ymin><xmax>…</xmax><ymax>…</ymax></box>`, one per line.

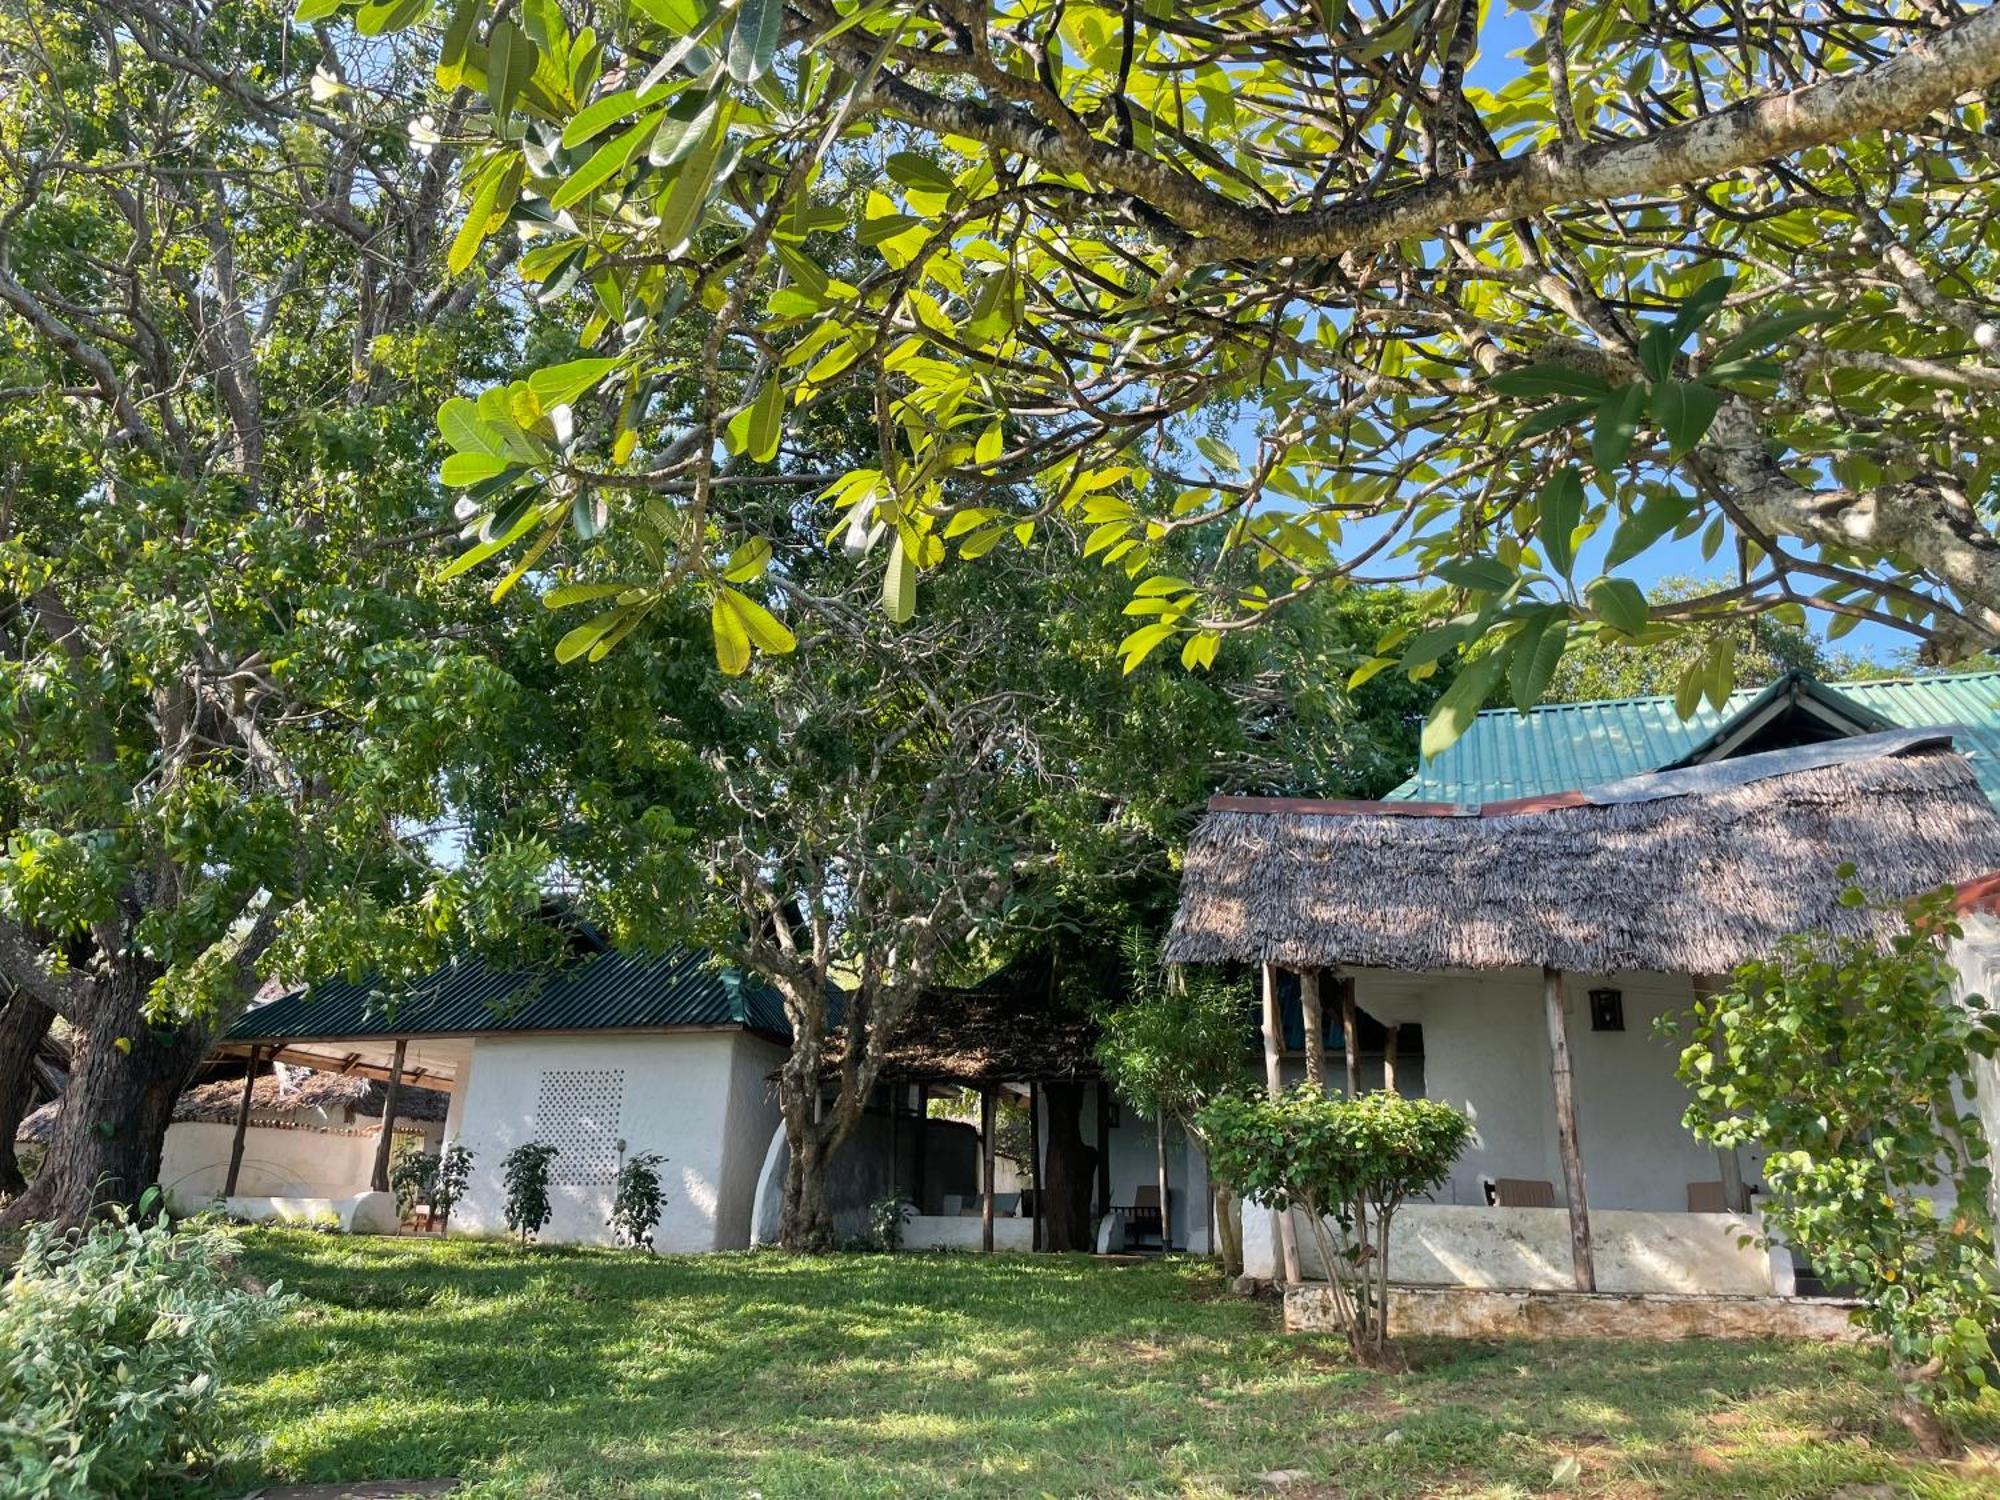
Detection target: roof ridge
<box><xmin>1468</xmin><ymin>667</ymin><xmax>2000</xmax><ymax>722</ymax></box>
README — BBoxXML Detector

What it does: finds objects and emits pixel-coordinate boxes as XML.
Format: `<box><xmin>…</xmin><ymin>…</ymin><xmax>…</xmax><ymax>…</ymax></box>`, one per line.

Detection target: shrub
<box><xmin>1200</xmin><ymin>1087</ymin><xmax>1471</xmax><ymax>1359</ymax></box>
<box><xmin>866</xmin><ymin>1193</ymin><xmax>914</xmax><ymax>1251</ymax></box>
<box><xmin>500</xmin><ymin>1141</ymin><xmax>560</xmax><ymax>1245</ymax></box>
<box><xmin>388</xmin><ymin>1139</ymin><xmax>438</xmax><ymax>1220</ymax></box>
<box><xmin>1677</xmin><ymin>882</ymin><xmax>2000</xmax><ymax>1410</ymax></box>
<box><xmin>608</xmin><ymin>1150</ymin><xmax>668</xmax><ymax>1250</ymax></box>
<box><xmin>0</xmin><ymin>1203</ymin><xmax>289</xmax><ymax>1499</ymax></box>
<box><xmin>433</xmin><ymin>1142</ymin><xmax>474</xmax><ymax>1228</ymax></box>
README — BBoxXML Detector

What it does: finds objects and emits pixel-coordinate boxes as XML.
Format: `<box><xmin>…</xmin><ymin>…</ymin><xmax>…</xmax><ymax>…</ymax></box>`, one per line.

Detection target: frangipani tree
<box><xmin>319</xmin><ymin>0</ymin><xmax>2000</xmax><ymax>748</ymax></box>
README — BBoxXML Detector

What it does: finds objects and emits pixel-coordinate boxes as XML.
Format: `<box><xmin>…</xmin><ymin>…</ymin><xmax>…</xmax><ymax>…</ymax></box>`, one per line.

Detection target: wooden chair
<box><xmin>1113</xmin><ymin>1184</ymin><xmax>1170</xmax><ymax>1250</ymax></box>
<box><xmin>1492</xmin><ymin>1177</ymin><xmax>1558</xmax><ymax>1208</ymax></box>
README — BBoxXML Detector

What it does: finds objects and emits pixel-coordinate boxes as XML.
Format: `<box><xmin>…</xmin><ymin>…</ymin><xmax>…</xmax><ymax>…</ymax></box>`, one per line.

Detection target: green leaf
<box><xmin>549</xmin><ymin>112</ymin><xmax>657</xmax><ymax>210</ymax></box>
<box><xmin>294</xmin><ymin>0</ymin><xmax>346</xmax><ymax>20</ymax></box>
<box><xmin>1118</xmin><ymin>621</ymin><xmax>1175</xmax><ymax>674</ymax></box>
<box><xmin>1637</xmin><ymin>325</ymin><xmax>1678</xmax><ymax>384</ymax></box>
<box><xmin>562</xmin><ymin>84</ymin><xmax>668</xmax><ymax>148</ymax></box>
<box><xmin>883</xmin><ymin>532</ymin><xmax>916</xmax><ymax>623</ymax></box>
<box><xmin>441</xmin><ymin>451</ymin><xmax>516</xmax><ymax>486</ymax></box>
<box><xmin>448</xmin><ymin>164</ymin><xmax>506</xmax><ymax>277</ymax></box>
<box><xmin>1707</xmin><ymin>308</ymin><xmax>1836</xmax><ymax>367</ymax></box>
<box><xmin>1510</xmin><ymin>613</ymin><xmax>1569</xmax><ymax>709</ymax></box>
<box><xmin>354</xmin><ymin>0</ymin><xmax>425</xmax><ymax>34</ymax></box>
<box><xmin>709</xmin><ymin>594</ymin><xmax>751</xmax><ymax>674</ymax></box>
<box><xmin>527</xmin><ymin>357</ymin><xmax>619</xmax><ymax>408</ymax></box>
<box><xmin>886</xmin><ymin>152</ymin><xmax>955</xmax><ymax>195</ymax></box>
<box><xmin>1434</xmin><ymin>556</ymin><xmax>1515</xmax><ymax>593</ymax></box>
<box><xmin>1536</xmin><ymin>467</ymin><xmax>1584</xmax><ymax>577</ymax></box>
<box><xmin>655</xmin><ymin>103</ymin><xmax>731</xmax><ymax>255</ymax></box>
<box><xmin>647</xmin><ymin>94</ymin><xmax>719</xmax><ymax>167</ymax></box>
<box><xmin>438</xmin><ymin>0</ymin><xmax>481</xmax><ymax>69</ymax></box>
<box><xmin>1586</xmin><ymin>577</ymin><xmax>1650</xmax><ymax>636</ymax></box>
<box><xmin>1605</xmin><ymin>490</ymin><xmax>1693</xmax><ymax>570</ymax></box>
<box><xmin>722</xmin><ymin>536</ymin><xmax>772</xmax><ymax>582</ymax></box>
<box><xmin>1488</xmin><ymin>364</ymin><xmax>1613</xmax><ymax>400</ymax></box>
<box><xmin>720</xmin><ymin>587</ymin><xmax>796</xmax><ymax>654</ymax></box>
<box><xmin>1421</xmin><ymin>648</ymin><xmax>1508</xmax><ymax>761</ymax></box>
<box><xmin>1650</xmin><ymin>380</ymin><xmax>1723</xmax><ymax>454</ymax></box>
<box><xmin>543</xmin><ymin>583</ymin><xmax>628</xmax><ymax>609</ymax></box>
<box><xmin>1591</xmin><ymin>383</ymin><xmax>1647</xmax><ymax>473</ymax></box>
<box><xmin>485</xmin><ymin>20</ymin><xmax>537</xmax><ymax>120</ymax></box>
<box><xmin>727</xmin><ymin>0</ymin><xmax>784</xmax><ymax>84</ymax></box>
<box><xmin>1667</xmin><ymin>275</ymin><xmax>1732</xmax><ymax>345</ymax></box>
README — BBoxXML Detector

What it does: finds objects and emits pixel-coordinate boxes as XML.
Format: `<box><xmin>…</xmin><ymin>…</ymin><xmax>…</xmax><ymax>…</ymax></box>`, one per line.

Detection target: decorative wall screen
<box><xmin>534</xmin><ymin>1068</ymin><xmax>625</xmax><ymax>1186</ymax></box>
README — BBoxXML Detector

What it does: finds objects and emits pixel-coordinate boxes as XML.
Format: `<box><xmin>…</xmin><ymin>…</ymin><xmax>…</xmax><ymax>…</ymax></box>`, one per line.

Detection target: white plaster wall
<box><xmin>1091</xmin><ymin>1085</ymin><xmax>1209</xmax><ymax>1249</ymax></box>
<box><xmin>713</xmin><ymin>1034</ymin><xmax>787</xmax><ymax>1247</ymax></box>
<box><xmin>447</xmin><ymin>1031</ymin><xmax>774</xmax><ymax>1251</ymax></box>
<box><xmin>1242</xmin><ymin>1202</ymin><xmax>1775</xmax><ymax>1295</ymax></box>
<box><xmin>158</xmin><ymin>1121</ymin><xmax>394</xmax><ymax>1212</ymax></box>
<box><xmin>1352</xmin><ymin>969</ymin><xmax>1738</xmax><ymax>1213</ymax></box>
<box><xmin>904</xmin><ymin>1214</ymin><xmax>1036</xmax><ymax>1251</ymax></box>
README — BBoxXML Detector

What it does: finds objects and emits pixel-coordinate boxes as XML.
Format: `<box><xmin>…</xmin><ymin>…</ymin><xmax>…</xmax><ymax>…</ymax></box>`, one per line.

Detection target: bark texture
<box><xmin>0</xmin><ymin>993</ymin><xmax>57</xmax><ymax>1198</ymax></box>
<box><xmin>1038</xmin><ymin>1080</ymin><xmax>1097</xmax><ymax>1252</ymax></box>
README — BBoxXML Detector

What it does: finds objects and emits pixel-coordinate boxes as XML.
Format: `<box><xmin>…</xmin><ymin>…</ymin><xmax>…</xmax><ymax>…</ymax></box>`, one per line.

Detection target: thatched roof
<box><xmin>1165</xmin><ymin>731</ymin><xmax>2000</xmax><ymax>975</ymax></box>
<box><xmin>17</xmin><ymin>1065</ymin><xmax>447</xmax><ymax>1144</ymax></box>
<box><xmin>823</xmin><ymin>956</ymin><xmax>1102</xmax><ymax>1084</ymax></box>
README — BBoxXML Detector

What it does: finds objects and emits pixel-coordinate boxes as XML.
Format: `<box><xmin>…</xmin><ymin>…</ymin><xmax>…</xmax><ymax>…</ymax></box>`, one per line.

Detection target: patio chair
<box><xmin>1685</xmin><ymin>1181</ymin><xmax>1729</xmax><ymax>1213</ymax></box>
<box><xmin>1491</xmin><ymin>1177</ymin><xmax>1558</xmax><ymax>1208</ymax></box>
<box><xmin>1112</xmin><ymin>1184</ymin><xmax>1170</xmax><ymax>1251</ymax></box>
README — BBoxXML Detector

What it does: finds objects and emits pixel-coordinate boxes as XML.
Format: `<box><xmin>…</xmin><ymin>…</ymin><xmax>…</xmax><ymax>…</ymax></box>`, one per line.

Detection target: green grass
<box><xmin>208</xmin><ymin>1230</ymin><xmax>2000</xmax><ymax>1498</ymax></box>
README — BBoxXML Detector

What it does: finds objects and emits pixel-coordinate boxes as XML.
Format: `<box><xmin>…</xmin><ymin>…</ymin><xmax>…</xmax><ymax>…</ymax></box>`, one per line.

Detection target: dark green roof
<box><xmin>226</xmin><ymin>946</ymin><xmax>790</xmax><ymax>1044</ymax></box>
<box><xmin>1390</xmin><ymin>670</ymin><xmax>2000</xmax><ymax>807</ymax></box>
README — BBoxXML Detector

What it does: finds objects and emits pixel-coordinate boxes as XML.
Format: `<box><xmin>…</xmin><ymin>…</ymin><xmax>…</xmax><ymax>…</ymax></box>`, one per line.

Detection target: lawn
<box><xmin>209</xmin><ymin>1230</ymin><xmax>2000</xmax><ymax>1499</ymax></box>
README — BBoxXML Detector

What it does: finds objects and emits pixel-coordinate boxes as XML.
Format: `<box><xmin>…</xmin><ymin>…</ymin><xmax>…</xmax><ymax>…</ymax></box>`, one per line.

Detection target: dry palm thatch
<box><xmin>1165</xmin><ymin>733</ymin><xmax>2000</xmax><ymax>975</ymax></box>
<box><xmin>17</xmin><ymin>1065</ymin><xmax>447</xmax><ymax>1143</ymax></box>
<box><xmin>822</xmin><ymin>956</ymin><xmax>1102</xmax><ymax>1084</ymax></box>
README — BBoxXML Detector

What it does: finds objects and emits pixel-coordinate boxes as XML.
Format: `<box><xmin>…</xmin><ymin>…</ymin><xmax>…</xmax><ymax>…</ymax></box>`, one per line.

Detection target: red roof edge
<box><xmin>1954</xmin><ymin>871</ymin><xmax>2000</xmax><ymax>916</ymax></box>
<box><xmin>1205</xmin><ymin>793</ymin><xmax>1464</xmax><ymax>817</ymax></box>
<box><xmin>1478</xmin><ymin>789</ymin><xmax>1596</xmax><ymax>818</ymax></box>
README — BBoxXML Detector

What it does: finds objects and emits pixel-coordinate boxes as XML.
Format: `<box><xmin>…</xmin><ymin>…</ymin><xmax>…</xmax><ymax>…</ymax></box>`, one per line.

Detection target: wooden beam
<box><xmin>1542</xmin><ymin>967</ymin><xmax>1596</xmax><ymax>1292</ymax></box>
<box><xmin>887</xmin><ymin>1082</ymin><xmax>900</xmax><ymax>1201</ymax></box>
<box><xmin>1694</xmin><ymin>975</ymin><xmax>1752</xmax><ymax>1214</ymax></box>
<box><xmin>370</xmin><ymin>1038</ymin><xmax>407</xmax><ymax>1196</ymax></box>
<box><xmin>1299</xmin><ymin>968</ymin><xmax>1325</xmax><ymax>1091</ymax></box>
<box><xmin>213</xmin><ymin>1044</ymin><xmax>454</xmax><ymax>1092</ymax></box>
<box><xmin>1028</xmin><ymin>1081</ymin><xmax>1043</xmax><ymax>1253</ymax></box>
<box><xmin>1155</xmin><ymin>1111</ymin><xmax>1173</xmax><ymax>1251</ymax></box>
<box><xmin>1382</xmin><ymin>1024</ymin><xmax>1400</xmax><ymax>1096</ymax></box>
<box><xmin>222</xmin><ymin>1045</ymin><xmax>262</xmax><ymax>1198</ymax></box>
<box><xmin>1339</xmin><ymin>976</ymin><xmax>1361</xmax><ymax>1100</ymax></box>
<box><xmin>1095</xmin><ymin>1081</ymin><xmax>1111</xmax><ymax>1218</ymax></box>
<box><xmin>1260</xmin><ymin>963</ymin><xmax>1302</xmax><ymax>1283</ymax></box>
<box><xmin>912</xmin><ymin>1082</ymin><xmax>929</xmax><ymax>1214</ymax></box>
<box><xmin>980</xmin><ymin>1085</ymin><xmax>997</xmax><ymax>1254</ymax></box>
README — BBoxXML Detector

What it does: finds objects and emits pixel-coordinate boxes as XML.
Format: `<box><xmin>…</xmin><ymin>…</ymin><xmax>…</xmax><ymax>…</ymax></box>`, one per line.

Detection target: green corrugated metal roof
<box><xmin>225</xmin><ymin>946</ymin><xmax>791</xmax><ymax>1043</ymax></box>
<box><xmin>1390</xmin><ymin>670</ymin><xmax>2000</xmax><ymax>806</ymax></box>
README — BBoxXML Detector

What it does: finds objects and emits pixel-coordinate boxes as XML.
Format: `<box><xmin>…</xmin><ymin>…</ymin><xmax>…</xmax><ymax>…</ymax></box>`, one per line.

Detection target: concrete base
<box><xmin>902</xmin><ymin>1213</ymin><xmax>1035</xmax><ymax>1251</ymax></box>
<box><xmin>1284</xmin><ymin>1283</ymin><xmax>1864</xmax><ymax>1341</ymax></box>
<box><xmin>222</xmin><ymin>1191</ymin><xmax>400</xmax><ymax>1235</ymax></box>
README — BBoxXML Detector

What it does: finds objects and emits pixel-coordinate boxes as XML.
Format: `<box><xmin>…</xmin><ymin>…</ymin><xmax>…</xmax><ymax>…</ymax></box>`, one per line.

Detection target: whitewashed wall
<box><xmin>1353</xmin><ymin>968</ymin><xmax>1743</xmax><ymax>1213</ymax></box>
<box><xmin>158</xmin><ymin>1120</ymin><xmax>397</xmax><ymax>1212</ymax></box>
<box><xmin>446</xmin><ymin>1031</ymin><xmax>783</xmax><ymax>1250</ymax></box>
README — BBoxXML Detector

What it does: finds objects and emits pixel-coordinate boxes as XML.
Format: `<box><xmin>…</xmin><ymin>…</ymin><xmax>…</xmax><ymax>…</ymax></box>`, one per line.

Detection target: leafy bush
<box><xmin>608</xmin><ymin>1150</ymin><xmax>668</xmax><ymax>1250</ymax></box>
<box><xmin>1200</xmin><ymin>1087</ymin><xmax>1471</xmax><ymax>1359</ymax></box>
<box><xmin>0</xmin><ymin>1204</ymin><xmax>289</xmax><ymax>1498</ymax></box>
<box><xmin>866</xmin><ymin>1193</ymin><xmax>914</xmax><ymax>1251</ymax></box>
<box><xmin>1677</xmin><ymin>883</ymin><xmax>2000</xmax><ymax>1409</ymax></box>
<box><xmin>388</xmin><ymin>1139</ymin><xmax>438</xmax><ymax>1220</ymax></box>
<box><xmin>501</xmin><ymin>1141</ymin><xmax>560</xmax><ymax>1245</ymax></box>
<box><xmin>433</xmin><ymin>1142</ymin><xmax>474</xmax><ymax>1228</ymax></box>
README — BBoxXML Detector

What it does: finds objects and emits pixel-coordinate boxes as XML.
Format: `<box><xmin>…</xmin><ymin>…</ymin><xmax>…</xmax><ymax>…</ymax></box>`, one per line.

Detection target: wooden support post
<box><xmin>1095</xmin><ymin>1081</ymin><xmax>1111</xmax><ymax>1218</ymax></box>
<box><xmin>1028</xmin><ymin>1081</ymin><xmax>1043</xmax><ymax>1252</ymax></box>
<box><xmin>1694</xmin><ymin>975</ymin><xmax>1751</xmax><ymax>1214</ymax></box>
<box><xmin>980</xmin><ymin>1085</ymin><xmax>997</xmax><ymax>1253</ymax></box>
<box><xmin>1542</xmin><ymin>967</ymin><xmax>1596</xmax><ymax>1292</ymax></box>
<box><xmin>1155</xmin><ymin>1111</ymin><xmax>1172</xmax><ymax>1251</ymax></box>
<box><xmin>887</xmin><ymin>1082</ymin><xmax>901</xmax><ymax>1198</ymax></box>
<box><xmin>1260</xmin><ymin>963</ymin><xmax>1302</xmax><ymax>1283</ymax></box>
<box><xmin>912</xmin><ymin>1082</ymin><xmax>929</xmax><ymax>1214</ymax></box>
<box><xmin>1300</xmin><ymin>968</ymin><xmax>1326</xmax><ymax>1092</ymax></box>
<box><xmin>370</xmin><ymin>1038</ymin><xmax>407</xmax><ymax>1196</ymax></box>
<box><xmin>1382</xmin><ymin>1024</ymin><xmax>1400</xmax><ymax>1096</ymax></box>
<box><xmin>1339</xmin><ymin>976</ymin><xmax>1361</xmax><ymax>1100</ymax></box>
<box><xmin>223</xmin><ymin>1045</ymin><xmax>261</xmax><ymax>1198</ymax></box>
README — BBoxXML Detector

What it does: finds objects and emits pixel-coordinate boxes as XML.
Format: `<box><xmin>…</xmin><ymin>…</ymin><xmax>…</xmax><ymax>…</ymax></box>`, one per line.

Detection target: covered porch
<box><xmin>1166</xmin><ymin>730</ymin><xmax>2000</xmax><ymax>1301</ymax></box>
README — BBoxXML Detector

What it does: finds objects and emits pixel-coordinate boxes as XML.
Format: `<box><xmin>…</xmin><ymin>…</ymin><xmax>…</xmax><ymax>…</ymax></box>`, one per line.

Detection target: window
<box><xmin>534</xmin><ymin>1068</ymin><xmax>625</xmax><ymax>1186</ymax></box>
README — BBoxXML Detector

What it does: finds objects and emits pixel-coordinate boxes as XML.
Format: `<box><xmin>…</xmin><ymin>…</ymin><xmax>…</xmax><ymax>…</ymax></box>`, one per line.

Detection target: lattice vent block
<box><xmin>534</xmin><ymin>1068</ymin><xmax>625</xmax><ymax>1186</ymax></box>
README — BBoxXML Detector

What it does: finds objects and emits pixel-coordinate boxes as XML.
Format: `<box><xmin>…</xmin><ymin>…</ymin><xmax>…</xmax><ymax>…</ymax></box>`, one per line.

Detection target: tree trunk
<box><xmin>0</xmin><ymin>992</ymin><xmax>57</xmax><ymax>1198</ymax></box>
<box><xmin>1212</xmin><ymin>1181</ymin><xmax>1243</xmax><ymax>1279</ymax></box>
<box><xmin>1</xmin><ymin>972</ymin><xmax>209</xmax><ymax>1229</ymax></box>
<box><xmin>1039</xmin><ymin>1079</ymin><xmax>1095</xmax><ymax>1251</ymax></box>
<box><xmin>777</xmin><ymin>1112</ymin><xmax>835</xmax><ymax>1251</ymax></box>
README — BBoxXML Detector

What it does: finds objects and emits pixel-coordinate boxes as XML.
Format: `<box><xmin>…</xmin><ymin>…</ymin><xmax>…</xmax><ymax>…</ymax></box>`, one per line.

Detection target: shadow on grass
<box><xmin>204</xmin><ymin>1232</ymin><xmax>2000</xmax><ymax>1500</ymax></box>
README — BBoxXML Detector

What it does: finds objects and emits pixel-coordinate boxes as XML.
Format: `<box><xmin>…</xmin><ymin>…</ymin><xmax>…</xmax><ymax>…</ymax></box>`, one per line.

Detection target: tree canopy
<box><xmin>314</xmin><ymin>0</ymin><xmax>2000</xmax><ymax>754</ymax></box>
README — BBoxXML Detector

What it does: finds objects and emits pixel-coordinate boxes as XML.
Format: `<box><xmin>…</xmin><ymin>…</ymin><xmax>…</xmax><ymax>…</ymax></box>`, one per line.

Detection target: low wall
<box><xmin>903</xmin><ymin>1214</ymin><xmax>1036</xmax><ymax>1252</ymax></box>
<box><xmin>160</xmin><ymin>1120</ymin><xmax>394</xmax><ymax>1212</ymax></box>
<box><xmin>1285</xmin><ymin>1284</ymin><xmax>1862</xmax><ymax>1342</ymax></box>
<box><xmin>1244</xmin><ymin>1201</ymin><xmax>1777</xmax><ymax>1295</ymax></box>
<box><xmin>221</xmin><ymin>1191</ymin><xmax>400</xmax><ymax>1235</ymax></box>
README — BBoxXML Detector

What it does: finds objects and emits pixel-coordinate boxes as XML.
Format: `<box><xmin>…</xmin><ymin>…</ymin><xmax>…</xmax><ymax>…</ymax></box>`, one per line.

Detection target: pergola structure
<box><xmin>1167</xmin><ymin>730</ymin><xmax>2000</xmax><ymax>1292</ymax></box>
